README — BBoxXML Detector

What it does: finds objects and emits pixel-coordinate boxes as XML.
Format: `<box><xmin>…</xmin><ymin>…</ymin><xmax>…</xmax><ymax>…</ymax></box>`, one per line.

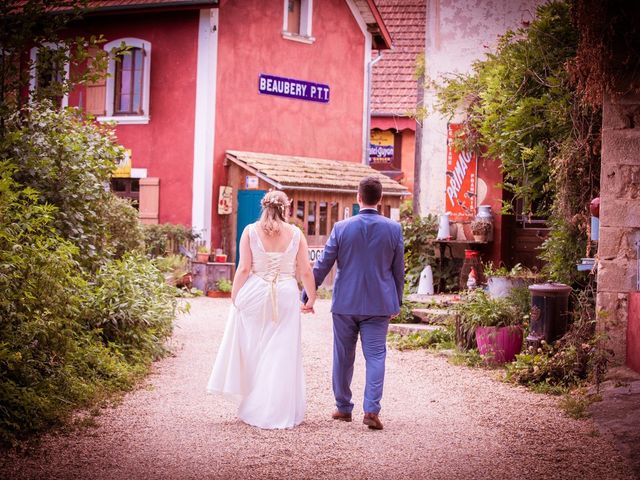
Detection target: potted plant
<box><xmin>455</xmin><ymin>290</ymin><xmax>523</xmax><ymax>364</ymax></box>
<box><xmin>196</xmin><ymin>245</ymin><xmax>210</xmax><ymax>263</ymax></box>
<box><xmin>470</xmin><ymin>219</ymin><xmax>491</xmax><ymax>242</ymax></box>
<box><xmin>207</xmin><ymin>278</ymin><xmax>232</xmax><ymax>298</ymax></box>
<box><xmin>483</xmin><ymin>262</ymin><xmax>539</xmax><ymax>299</ymax></box>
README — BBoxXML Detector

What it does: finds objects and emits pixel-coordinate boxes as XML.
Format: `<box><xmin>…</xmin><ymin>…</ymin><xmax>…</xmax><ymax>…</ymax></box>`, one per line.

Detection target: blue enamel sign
<box><xmin>258</xmin><ymin>74</ymin><xmax>330</xmax><ymax>103</ymax></box>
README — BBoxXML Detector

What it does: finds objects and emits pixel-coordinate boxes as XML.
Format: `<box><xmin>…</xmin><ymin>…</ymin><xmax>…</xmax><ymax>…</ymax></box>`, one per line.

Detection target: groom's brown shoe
<box><xmin>363</xmin><ymin>413</ymin><xmax>383</xmax><ymax>430</ymax></box>
<box><xmin>332</xmin><ymin>410</ymin><xmax>352</xmax><ymax>422</ymax></box>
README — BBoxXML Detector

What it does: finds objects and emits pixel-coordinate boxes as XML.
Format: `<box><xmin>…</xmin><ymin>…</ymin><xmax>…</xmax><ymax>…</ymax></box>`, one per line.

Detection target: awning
<box><xmin>225</xmin><ymin>150</ymin><xmax>409</xmax><ymax>196</ymax></box>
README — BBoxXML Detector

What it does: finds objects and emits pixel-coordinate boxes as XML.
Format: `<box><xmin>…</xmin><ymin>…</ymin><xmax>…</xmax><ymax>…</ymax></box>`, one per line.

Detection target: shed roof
<box><xmin>371</xmin><ymin>0</ymin><xmax>426</xmax><ymax>115</ymax></box>
<box><xmin>225</xmin><ymin>151</ymin><xmax>408</xmax><ymax>196</ymax></box>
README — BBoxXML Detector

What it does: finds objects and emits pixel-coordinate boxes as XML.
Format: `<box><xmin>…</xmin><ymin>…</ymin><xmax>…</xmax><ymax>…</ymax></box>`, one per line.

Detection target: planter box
<box><xmin>476</xmin><ymin>325</ymin><xmax>523</xmax><ymax>364</ymax></box>
<box><xmin>206</xmin><ymin>290</ymin><xmax>231</xmax><ymax>298</ymax></box>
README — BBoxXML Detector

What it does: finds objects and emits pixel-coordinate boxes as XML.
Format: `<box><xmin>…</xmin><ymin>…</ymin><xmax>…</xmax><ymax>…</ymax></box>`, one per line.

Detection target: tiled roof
<box><xmin>226</xmin><ymin>151</ymin><xmax>408</xmax><ymax>196</ymax></box>
<box><xmin>71</xmin><ymin>1</ymin><xmax>217</xmax><ymax>13</ymax></box>
<box><xmin>371</xmin><ymin>0</ymin><xmax>426</xmax><ymax>115</ymax></box>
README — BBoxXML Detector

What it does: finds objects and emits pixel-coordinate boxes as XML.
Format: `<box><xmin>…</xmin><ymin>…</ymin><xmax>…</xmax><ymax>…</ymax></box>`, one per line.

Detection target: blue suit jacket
<box><xmin>312</xmin><ymin>209</ymin><xmax>404</xmax><ymax>316</ymax></box>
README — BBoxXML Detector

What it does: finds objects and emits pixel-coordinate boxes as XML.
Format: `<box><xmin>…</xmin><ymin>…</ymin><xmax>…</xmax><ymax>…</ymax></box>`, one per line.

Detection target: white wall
<box><xmin>420</xmin><ymin>0</ymin><xmax>544</xmax><ymax>216</ymax></box>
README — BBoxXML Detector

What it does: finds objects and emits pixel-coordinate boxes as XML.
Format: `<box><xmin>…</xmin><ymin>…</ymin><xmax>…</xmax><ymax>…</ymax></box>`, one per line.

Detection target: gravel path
<box><xmin>1</xmin><ymin>298</ymin><xmax>635</xmax><ymax>480</ymax></box>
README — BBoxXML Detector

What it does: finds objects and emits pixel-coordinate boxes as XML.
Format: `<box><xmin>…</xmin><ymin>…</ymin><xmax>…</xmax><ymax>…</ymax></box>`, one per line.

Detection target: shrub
<box><xmin>388</xmin><ymin>326</ymin><xmax>455</xmax><ymax>351</ymax></box>
<box><xmin>0</xmin><ymin>164</ymin><xmax>140</xmax><ymax>445</ymax></box>
<box><xmin>87</xmin><ymin>254</ymin><xmax>178</xmax><ymax>361</ymax></box>
<box><xmin>103</xmin><ymin>194</ymin><xmax>145</xmax><ymax>259</ymax></box>
<box><xmin>455</xmin><ymin>289</ymin><xmax>523</xmax><ymax>349</ymax></box>
<box><xmin>143</xmin><ymin>223</ymin><xmax>199</xmax><ymax>258</ymax></box>
<box><xmin>401</xmin><ymin>206</ymin><xmax>439</xmax><ymax>290</ymax></box>
<box><xmin>1</xmin><ymin>105</ymin><xmax>125</xmax><ymax>270</ymax></box>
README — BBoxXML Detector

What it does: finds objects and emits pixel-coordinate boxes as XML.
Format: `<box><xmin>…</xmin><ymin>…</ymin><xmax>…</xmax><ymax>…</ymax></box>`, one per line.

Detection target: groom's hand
<box><xmin>301</xmin><ymin>302</ymin><xmax>315</xmax><ymax>314</ymax></box>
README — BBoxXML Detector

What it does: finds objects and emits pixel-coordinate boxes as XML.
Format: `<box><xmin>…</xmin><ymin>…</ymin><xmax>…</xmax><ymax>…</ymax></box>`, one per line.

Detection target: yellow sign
<box><xmin>113</xmin><ymin>149</ymin><xmax>132</xmax><ymax>178</ymax></box>
<box><xmin>369</xmin><ymin>130</ymin><xmax>394</xmax><ymax>165</ymax></box>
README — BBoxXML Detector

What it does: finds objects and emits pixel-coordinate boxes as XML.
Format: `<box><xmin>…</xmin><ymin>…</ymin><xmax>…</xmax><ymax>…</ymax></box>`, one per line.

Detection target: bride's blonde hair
<box><xmin>259</xmin><ymin>190</ymin><xmax>291</xmax><ymax>236</ymax></box>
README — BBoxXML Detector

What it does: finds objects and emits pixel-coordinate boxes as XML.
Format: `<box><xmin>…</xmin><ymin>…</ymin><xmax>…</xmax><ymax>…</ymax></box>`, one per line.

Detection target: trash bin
<box><xmin>527</xmin><ymin>283</ymin><xmax>572</xmax><ymax>347</ymax></box>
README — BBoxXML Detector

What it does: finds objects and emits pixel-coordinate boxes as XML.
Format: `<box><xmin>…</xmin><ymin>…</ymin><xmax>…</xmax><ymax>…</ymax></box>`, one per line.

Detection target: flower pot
<box><xmin>196</xmin><ymin>253</ymin><xmax>210</xmax><ymax>263</ymax></box>
<box><xmin>206</xmin><ymin>290</ymin><xmax>231</xmax><ymax>298</ymax></box>
<box><xmin>473</xmin><ymin>233</ymin><xmax>487</xmax><ymax>243</ymax></box>
<box><xmin>475</xmin><ymin>325</ymin><xmax>523</xmax><ymax>364</ymax></box>
<box><xmin>487</xmin><ymin>276</ymin><xmax>531</xmax><ymax>299</ymax></box>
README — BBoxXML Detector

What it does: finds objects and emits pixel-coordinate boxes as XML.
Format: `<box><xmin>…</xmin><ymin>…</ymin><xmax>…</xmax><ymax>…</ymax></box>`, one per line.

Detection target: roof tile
<box><xmin>371</xmin><ymin>0</ymin><xmax>426</xmax><ymax>115</ymax></box>
<box><xmin>226</xmin><ymin>151</ymin><xmax>408</xmax><ymax>195</ymax></box>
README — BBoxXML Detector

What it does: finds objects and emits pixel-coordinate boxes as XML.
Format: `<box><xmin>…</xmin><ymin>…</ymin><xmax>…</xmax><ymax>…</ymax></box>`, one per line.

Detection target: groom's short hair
<box><xmin>359</xmin><ymin>176</ymin><xmax>383</xmax><ymax>205</ymax></box>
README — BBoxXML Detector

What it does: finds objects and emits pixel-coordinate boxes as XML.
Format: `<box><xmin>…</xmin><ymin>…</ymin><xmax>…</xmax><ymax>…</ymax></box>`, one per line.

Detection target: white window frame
<box><xmin>99</xmin><ymin>37</ymin><xmax>151</xmax><ymax>125</ymax></box>
<box><xmin>29</xmin><ymin>43</ymin><xmax>70</xmax><ymax>108</ymax></box>
<box><xmin>282</xmin><ymin>0</ymin><xmax>315</xmax><ymax>44</ymax></box>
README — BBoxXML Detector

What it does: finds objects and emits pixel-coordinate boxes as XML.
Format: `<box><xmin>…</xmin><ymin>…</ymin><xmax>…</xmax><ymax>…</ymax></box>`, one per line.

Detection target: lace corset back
<box><xmin>249</xmin><ymin>223</ymin><xmax>299</xmax><ymax>280</ymax></box>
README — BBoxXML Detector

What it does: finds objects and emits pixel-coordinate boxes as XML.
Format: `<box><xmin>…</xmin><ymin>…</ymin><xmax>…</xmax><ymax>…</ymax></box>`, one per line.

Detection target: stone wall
<box><xmin>597</xmin><ymin>92</ymin><xmax>640</xmax><ymax>364</ymax></box>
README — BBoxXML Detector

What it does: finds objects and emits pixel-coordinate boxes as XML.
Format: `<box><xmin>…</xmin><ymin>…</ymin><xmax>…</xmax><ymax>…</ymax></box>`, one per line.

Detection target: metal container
<box><xmin>527</xmin><ymin>283</ymin><xmax>572</xmax><ymax>346</ymax></box>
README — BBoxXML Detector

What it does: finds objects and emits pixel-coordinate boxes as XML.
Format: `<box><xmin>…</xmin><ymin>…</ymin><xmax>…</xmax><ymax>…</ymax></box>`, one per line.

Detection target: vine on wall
<box><xmin>434</xmin><ymin>1</ymin><xmax>601</xmax><ymax>285</ymax></box>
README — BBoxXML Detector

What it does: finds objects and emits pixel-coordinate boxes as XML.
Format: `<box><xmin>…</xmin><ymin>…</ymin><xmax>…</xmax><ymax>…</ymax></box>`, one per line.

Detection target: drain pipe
<box><xmin>364</xmin><ymin>52</ymin><xmax>384</xmax><ymax>164</ymax></box>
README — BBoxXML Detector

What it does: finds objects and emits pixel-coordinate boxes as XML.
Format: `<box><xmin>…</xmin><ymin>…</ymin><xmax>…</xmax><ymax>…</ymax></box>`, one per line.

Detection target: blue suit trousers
<box><xmin>332</xmin><ymin>314</ymin><xmax>390</xmax><ymax>414</ymax></box>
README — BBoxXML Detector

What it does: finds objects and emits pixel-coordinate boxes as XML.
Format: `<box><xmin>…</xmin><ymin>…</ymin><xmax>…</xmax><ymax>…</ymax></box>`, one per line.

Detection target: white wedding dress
<box><xmin>206</xmin><ymin>223</ymin><xmax>305</xmax><ymax>429</ymax></box>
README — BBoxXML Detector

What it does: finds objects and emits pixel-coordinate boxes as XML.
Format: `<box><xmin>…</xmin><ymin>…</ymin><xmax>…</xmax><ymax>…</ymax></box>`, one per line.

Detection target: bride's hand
<box><xmin>301</xmin><ymin>301</ymin><xmax>315</xmax><ymax>314</ymax></box>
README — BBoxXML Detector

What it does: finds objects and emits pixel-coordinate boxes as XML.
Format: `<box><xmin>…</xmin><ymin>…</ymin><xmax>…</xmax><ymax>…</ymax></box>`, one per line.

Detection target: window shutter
<box><xmin>85</xmin><ymin>48</ymin><xmax>106</xmax><ymax>116</ymax></box>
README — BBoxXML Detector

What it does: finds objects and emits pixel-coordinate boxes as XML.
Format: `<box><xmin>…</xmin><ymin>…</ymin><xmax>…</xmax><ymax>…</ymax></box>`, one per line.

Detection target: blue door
<box><xmin>236</xmin><ymin>190</ymin><xmax>266</xmax><ymax>265</ymax></box>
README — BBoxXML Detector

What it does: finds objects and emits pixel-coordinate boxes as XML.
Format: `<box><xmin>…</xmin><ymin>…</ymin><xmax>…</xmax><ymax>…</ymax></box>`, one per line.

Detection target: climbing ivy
<box><xmin>435</xmin><ymin>1</ymin><xmax>601</xmax><ymax>284</ymax></box>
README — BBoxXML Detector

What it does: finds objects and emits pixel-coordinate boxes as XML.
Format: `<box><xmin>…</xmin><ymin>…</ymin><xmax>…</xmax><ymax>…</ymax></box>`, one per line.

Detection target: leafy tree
<box><xmin>436</xmin><ymin>1</ymin><xmax>601</xmax><ymax>284</ymax></box>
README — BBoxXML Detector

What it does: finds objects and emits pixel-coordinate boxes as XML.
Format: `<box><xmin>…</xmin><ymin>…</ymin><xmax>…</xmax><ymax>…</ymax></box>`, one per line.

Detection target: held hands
<box><xmin>301</xmin><ymin>301</ymin><xmax>315</xmax><ymax>314</ymax></box>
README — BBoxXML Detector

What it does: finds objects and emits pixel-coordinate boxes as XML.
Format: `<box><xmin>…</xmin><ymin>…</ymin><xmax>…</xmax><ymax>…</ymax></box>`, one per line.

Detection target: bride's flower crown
<box><xmin>261</xmin><ymin>191</ymin><xmax>291</xmax><ymax>215</ymax></box>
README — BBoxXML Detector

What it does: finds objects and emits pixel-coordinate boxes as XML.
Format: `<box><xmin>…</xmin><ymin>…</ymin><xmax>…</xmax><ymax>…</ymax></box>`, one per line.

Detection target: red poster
<box><xmin>445</xmin><ymin>123</ymin><xmax>477</xmax><ymax>220</ymax></box>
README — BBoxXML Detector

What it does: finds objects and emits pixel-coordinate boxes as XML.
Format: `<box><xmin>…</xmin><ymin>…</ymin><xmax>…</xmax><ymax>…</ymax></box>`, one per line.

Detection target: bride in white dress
<box><xmin>207</xmin><ymin>190</ymin><xmax>317</xmax><ymax>429</ymax></box>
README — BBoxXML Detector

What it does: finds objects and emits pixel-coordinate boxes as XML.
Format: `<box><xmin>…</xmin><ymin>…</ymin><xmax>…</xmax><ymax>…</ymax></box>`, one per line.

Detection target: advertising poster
<box><xmin>445</xmin><ymin>124</ymin><xmax>477</xmax><ymax>220</ymax></box>
<box><xmin>369</xmin><ymin>130</ymin><xmax>394</xmax><ymax>167</ymax></box>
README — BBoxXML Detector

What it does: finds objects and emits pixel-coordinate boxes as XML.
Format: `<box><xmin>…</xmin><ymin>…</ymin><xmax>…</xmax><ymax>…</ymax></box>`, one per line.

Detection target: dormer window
<box><xmin>282</xmin><ymin>0</ymin><xmax>314</xmax><ymax>44</ymax></box>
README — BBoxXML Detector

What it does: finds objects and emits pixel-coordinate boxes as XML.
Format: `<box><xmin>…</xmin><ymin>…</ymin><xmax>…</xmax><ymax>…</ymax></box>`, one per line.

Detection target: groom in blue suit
<box><xmin>304</xmin><ymin>176</ymin><xmax>404</xmax><ymax>430</ymax></box>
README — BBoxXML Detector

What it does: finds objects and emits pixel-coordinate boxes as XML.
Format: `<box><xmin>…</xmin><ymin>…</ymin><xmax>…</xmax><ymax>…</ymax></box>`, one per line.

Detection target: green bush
<box><xmin>1</xmin><ymin>105</ymin><xmax>125</xmax><ymax>270</ymax></box>
<box><xmin>388</xmin><ymin>326</ymin><xmax>455</xmax><ymax>351</ymax></box>
<box><xmin>0</xmin><ymin>163</ymin><xmax>134</xmax><ymax>445</ymax></box>
<box><xmin>0</xmin><ymin>106</ymin><xmax>181</xmax><ymax>446</ymax></box>
<box><xmin>143</xmin><ymin>223</ymin><xmax>199</xmax><ymax>258</ymax></box>
<box><xmin>455</xmin><ymin>290</ymin><xmax>523</xmax><ymax>350</ymax></box>
<box><xmin>401</xmin><ymin>207</ymin><xmax>439</xmax><ymax>291</ymax></box>
<box><xmin>87</xmin><ymin>254</ymin><xmax>177</xmax><ymax>361</ymax></box>
<box><xmin>103</xmin><ymin>194</ymin><xmax>145</xmax><ymax>259</ymax></box>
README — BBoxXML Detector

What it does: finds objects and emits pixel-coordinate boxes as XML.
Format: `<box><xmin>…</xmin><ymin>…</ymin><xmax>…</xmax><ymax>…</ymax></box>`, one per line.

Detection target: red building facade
<box><xmin>53</xmin><ymin>0</ymin><xmax>391</xmax><ymax>248</ymax></box>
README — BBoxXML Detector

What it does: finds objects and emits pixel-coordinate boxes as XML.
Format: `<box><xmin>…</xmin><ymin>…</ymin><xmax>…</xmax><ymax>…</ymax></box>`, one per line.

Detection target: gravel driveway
<box><xmin>1</xmin><ymin>298</ymin><xmax>635</xmax><ymax>480</ymax></box>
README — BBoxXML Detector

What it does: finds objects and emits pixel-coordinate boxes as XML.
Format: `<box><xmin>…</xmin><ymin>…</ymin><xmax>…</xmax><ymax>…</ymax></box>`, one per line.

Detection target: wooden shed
<box><xmin>221</xmin><ymin>150</ymin><xmax>409</xmax><ymax>264</ymax></box>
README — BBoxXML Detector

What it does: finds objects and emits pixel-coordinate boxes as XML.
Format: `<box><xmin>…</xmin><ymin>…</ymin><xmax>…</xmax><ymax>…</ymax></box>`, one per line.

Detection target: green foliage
<box><xmin>391</xmin><ymin>301</ymin><xmax>421</xmax><ymax>324</ymax></box>
<box><xmin>0</xmin><ymin>164</ymin><xmax>135</xmax><ymax>445</ymax></box>
<box><xmin>86</xmin><ymin>254</ymin><xmax>177</xmax><ymax>361</ymax></box>
<box><xmin>0</xmin><ymin>105</ymin><xmax>125</xmax><ymax>269</ymax></box>
<box><xmin>104</xmin><ymin>194</ymin><xmax>145</xmax><ymax>259</ymax></box>
<box><xmin>539</xmin><ymin>217</ymin><xmax>589</xmax><ymax>285</ymax></box>
<box><xmin>0</xmin><ymin>2</ymin><xmax>181</xmax><ymax>447</ymax></box>
<box><xmin>401</xmin><ymin>208</ymin><xmax>439</xmax><ymax>290</ymax></box>
<box><xmin>455</xmin><ymin>289</ymin><xmax>524</xmax><ymax>350</ymax></box>
<box><xmin>0</xmin><ymin>1</ymin><xmax>113</xmax><ymax>120</ymax></box>
<box><xmin>437</xmin><ymin>1</ymin><xmax>577</xmax><ymax>218</ymax></box>
<box><xmin>216</xmin><ymin>278</ymin><xmax>232</xmax><ymax>293</ymax></box>
<box><xmin>388</xmin><ymin>326</ymin><xmax>455</xmax><ymax>351</ymax></box>
<box><xmin>143</xmin><ymin>223</ymin><xmax>199</xmax><ymax>258</ymax></box>
<box><xmin>505</xmin><ymin>295</ymin><xmax>609</xmax><ymax>392</ymax></box>
<box><xmin>435</xmin><ymin>1</ymin><xmax>601</xmax><ymax>280</ymax></box>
